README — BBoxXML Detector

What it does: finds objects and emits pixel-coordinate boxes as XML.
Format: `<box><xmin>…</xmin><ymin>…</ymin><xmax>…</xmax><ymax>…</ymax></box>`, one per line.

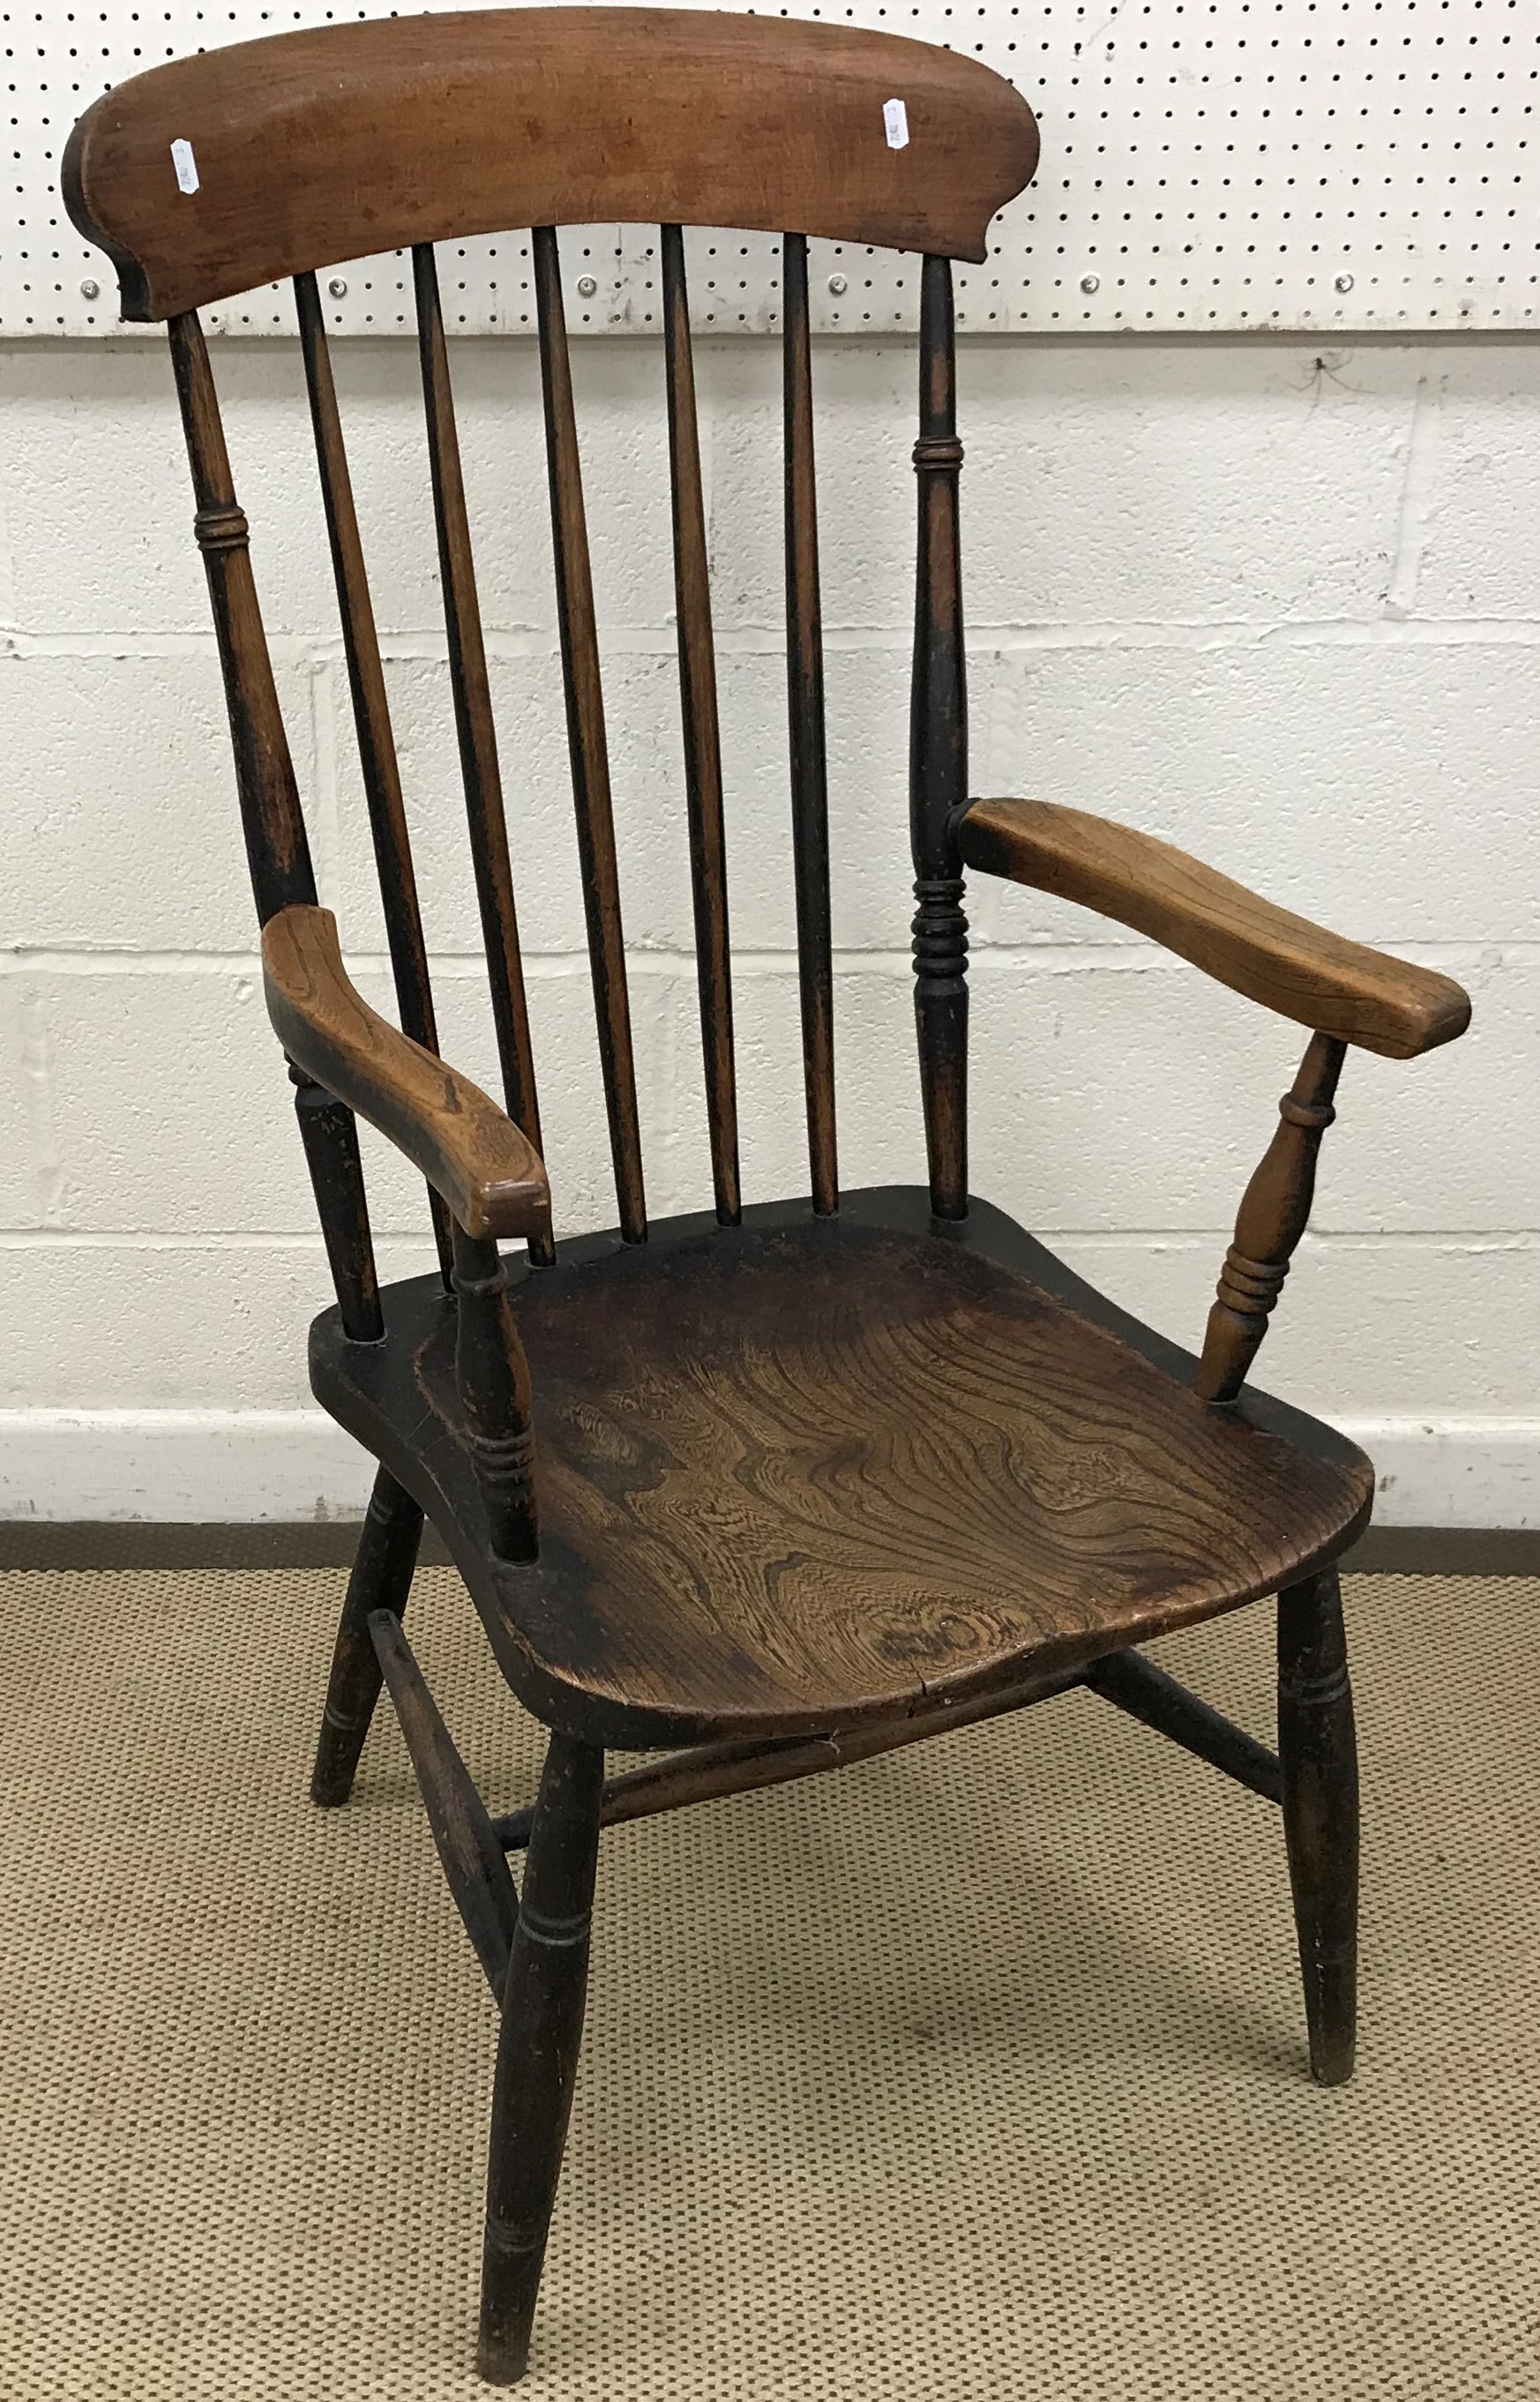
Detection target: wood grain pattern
<box><xmin>310</xmin><ymin>1189</ymin><xmax>1374</xmax><ymax>1750</ymax></box>
<box><xmin>958</xmin><ymin>797</ymin><xmax>1472</xmax><ymax>1059</ymax></box>
<box><xmin>662</xmin><ymin>223</ymin><xmax>740</xmax><ymax>1229</ymax></box>
<box><xmin>166</xmin><ymin>311</ymin><xmax>315</xmax><ymax>923</ymax></box>
<box><xmin>415</xmin><ymin>244</ymin><xmax>547</xmax><ymax>1216</ymax></box>
<box><xmin>534</xmin><ymin>225</ymin><xmax>647</xmax><ymax>1246</ymax></box>
<box><xmin>263</xmin><ymin>904</ymin><xmax>550</xmax><ymax>1245</ymax></box>
<box><xmin>294</xmin><ymin>267</ymin><xmax>452</xmax><ymax>1282</ymax></box>
<box><xmin>1195</xmin><ymin>1032</ymin><xmax>1345</xmax><ymax>1405</ymax></box>
<box><xmin>63</xmin><ymin>10</ymin><xmax>1040</xmax><ymax>320</ymax></box>
<box><xmin>783</xmin><ymin>232</ymin><xmax>839</xmax><ymax>1216</ymax></box>
<box><xmin>910</xmin><ymin>255</ymin><xmax>969</xmax><ymax>1218</ymax></box>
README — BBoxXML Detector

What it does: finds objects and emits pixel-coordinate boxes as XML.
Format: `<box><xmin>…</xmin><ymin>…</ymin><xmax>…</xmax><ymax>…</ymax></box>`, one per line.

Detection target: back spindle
<box><xmin>533</xmin><ymin>225</ymin><xmax>647</xmax><ymax>1245</ymax></box>
<box><xmin>295</xmin><ymin>269</ymin><xmax>452</xmax><ymax>1284</ymax></box>
<box><xmin>908</xmin><ymin>255</ymin><xmax>969</xmax><ymax>1221</ymax></box>
<box><xmin>414</xmin><ymin>244</ymin><xmax>552</xmax><ymax>1267</ymax></box>
<box><xmin>662</xmin><ymin>225</ymin><xmax>741</xmax><ymax>1226</ymax></box>
<box><xmin>782</xmin><ymin>233</ymin><xmax>839</xmax><ymax>1215</ymax></box>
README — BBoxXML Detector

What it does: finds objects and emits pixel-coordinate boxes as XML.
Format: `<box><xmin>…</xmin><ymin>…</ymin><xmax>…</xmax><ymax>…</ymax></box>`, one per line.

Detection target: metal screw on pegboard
<box><xmin>328</xmin><ymin>277</ymin><xmax>348</xmax><ymax>298</ymax></box>
<box><xmin>1334</xmin><ymin>272</ymin><xmax>1355</xmax><ymax>295</ymax></box>
<box><xmin>79</xmin><ymin>279</ymin><xmax>100</xmax><ymax>301</ymax></box>
<box><xmin>1080</xmin><ymin>273</ymin><xmax>1100</xmax><ymax>295</ymax></box>
<box><xmin>577</xmin><ymin>274</ymin><xmax>598</xmax><ymax>298</ymax></box>
<box><xmin>828</xmin><ymin>273</ymin><xmax>848</xmax><ymax>296</ymax></box>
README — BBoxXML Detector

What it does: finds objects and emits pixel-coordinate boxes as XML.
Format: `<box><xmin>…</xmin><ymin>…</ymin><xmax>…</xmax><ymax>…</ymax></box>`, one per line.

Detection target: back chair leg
<box><xmin>479</xmin><ymin>1732</ymin><xmax>605</xmax><ymax>2385</ymax></box>
<box><xmin>1276</xmin><ymin>1565</ymin><xmax>1358</xmax><ymax>2086</ymax></box>
<box><xmin>311</xmin><ymin>1467</ymin><xmax>424</xmax><ymax>1807</ymax></box>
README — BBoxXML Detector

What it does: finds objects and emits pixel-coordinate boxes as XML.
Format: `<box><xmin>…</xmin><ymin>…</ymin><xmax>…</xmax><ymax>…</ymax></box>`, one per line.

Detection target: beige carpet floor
<box><xmin>2</xmin><ymin>1564</ymin><xmax>1537</xmax><ymax>2400</ymax></box>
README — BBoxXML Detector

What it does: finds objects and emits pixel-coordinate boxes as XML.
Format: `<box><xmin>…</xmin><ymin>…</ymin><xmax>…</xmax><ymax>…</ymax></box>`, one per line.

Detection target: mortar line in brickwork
<box><xmin>13</xmin><ymin>614</ymin><xmax>1540</xmax><ymax>665</ymax></box>
<box><xmin>2</xmin><ymin>939</ymin><xmax>1521</xmax><ymax>980</ymax></box>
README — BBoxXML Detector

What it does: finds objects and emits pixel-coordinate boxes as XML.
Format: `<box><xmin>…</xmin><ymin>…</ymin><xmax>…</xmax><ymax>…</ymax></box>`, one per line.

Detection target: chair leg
<box><xmin>310</xmin><ymin>1467</ymin><xmax>424</xmax><ymax>1807</ymax></box>
<box><xmin>478</xmin><ymin>1732</ymin><xmax>604</xmax><ymax>2385</ymax></box>
<box><xmin>1277</xmin><ymin>1565</ymin><xmax>1359</xmax><ymax>2086</ymax></box>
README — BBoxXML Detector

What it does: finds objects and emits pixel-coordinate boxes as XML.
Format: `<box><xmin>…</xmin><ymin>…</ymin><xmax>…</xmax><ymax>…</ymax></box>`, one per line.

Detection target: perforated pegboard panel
<box><xmin>11</xmin><ymin>0</ymin><xmax>1536</xmax><ymax>336</ymax></box>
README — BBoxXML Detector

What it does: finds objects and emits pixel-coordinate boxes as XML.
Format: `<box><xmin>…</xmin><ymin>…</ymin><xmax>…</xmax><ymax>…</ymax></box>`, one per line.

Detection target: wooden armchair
<box><xmin>65</xmin><ymin>11</ymin><xmax>1469</xmax><ymax>2383</ymax></box>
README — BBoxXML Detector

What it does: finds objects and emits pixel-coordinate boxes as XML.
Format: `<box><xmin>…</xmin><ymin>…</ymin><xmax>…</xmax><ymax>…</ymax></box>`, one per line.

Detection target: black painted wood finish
<box><xmin>783</xmin><ymin>230</ymin><xmax>839</xmax><ymax>1216</ymax></box>
<box><xmin>414</xmin><ymin>241</ymin><xmax>548</xmax><ymax>1232</ymax></box>
<box><xmin>311</xmin><ymin>1464</ymin><xmax>422</xmax><ymax>1807</ymax></box>
<box><xmin>909</xmin><ymin>256</ymin><xmax>969</xmax><ymax>1219</ymax></box>
<box><xmin>1278</xmin><ymin>1566</ymin><xmax>1359</xmax><ymax>2084</ymax></box>
<box><xmin>371</xmin><ymin>1608</ymin><xmax>521</xmax><ymax>1997</ymax></box>
<box><xmin>662</xmin><ymin>221</ymin><xmax>741</xmax><ymax>1228</ymax></box>
<box><xmin>479</xmin><ymin>1732</ymin><xmax>604</xmax><ymax>2383</ymax></box>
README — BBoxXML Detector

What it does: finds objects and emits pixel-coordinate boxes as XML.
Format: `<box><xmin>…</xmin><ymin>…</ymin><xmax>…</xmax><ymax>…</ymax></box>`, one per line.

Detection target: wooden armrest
<box><xmin>956</xmin><ymin>797</ymin><xmax>1470</xmax><ymax>1060</ymax></box>
<box><xmin>262</xmin><ymin>904</ymin><xmax>549</xmax><ymax>1242</ymax></box>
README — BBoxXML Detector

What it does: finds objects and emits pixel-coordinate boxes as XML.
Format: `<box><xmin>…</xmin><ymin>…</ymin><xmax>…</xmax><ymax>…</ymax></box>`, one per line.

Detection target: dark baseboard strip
<box><xmin>1342</xmin><ymin>1525</ymin><xmax>1540</xmax><ymax>1576</ymax></box>
<box><xmin>0</xmin><ymin>1522</ymin><xmax>452</xmax><ymax>1570</ymax></box>
<box><xmin>0</xmin><ymin>1523</ymin><xmax>1535</xmax><ymax>1576</ymax></box>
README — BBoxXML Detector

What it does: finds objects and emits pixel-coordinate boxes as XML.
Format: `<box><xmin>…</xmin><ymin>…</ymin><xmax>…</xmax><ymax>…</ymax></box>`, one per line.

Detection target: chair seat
<box><xmin>312</xmin><ymin>1187</ymin><xmax>1374</xmax><ymax>1748</ymax></box>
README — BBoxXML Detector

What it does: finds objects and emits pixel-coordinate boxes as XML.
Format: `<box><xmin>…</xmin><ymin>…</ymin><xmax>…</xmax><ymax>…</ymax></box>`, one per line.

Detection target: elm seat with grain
<box><xmin>312</xmin><ymin>1195</ymin><xmax>1375</xmax><ymax>1749</ymax></box>
<box><xmin>61</xmin><ymin>7</ymin><xmax>1040</xmax><ymax>320</ymax></box>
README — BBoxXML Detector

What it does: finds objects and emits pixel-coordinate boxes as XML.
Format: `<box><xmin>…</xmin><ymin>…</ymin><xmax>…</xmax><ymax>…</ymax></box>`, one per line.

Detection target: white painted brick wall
<box><xmin>2</xmin><ymin>332</ymin><xmax>1536</xmax><ymax>1525</ymax></box>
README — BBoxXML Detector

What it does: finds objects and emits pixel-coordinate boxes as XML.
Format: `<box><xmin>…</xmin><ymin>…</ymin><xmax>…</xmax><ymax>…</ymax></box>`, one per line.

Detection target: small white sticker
<box><xmin>883</xmin><ymin>97</ymin><xmax>909</xmax><ymax>150</ymax></box>
<box><xmin>170</xmin><ymin>138</ymin><xmax>199</xmax><ymax>195</ymax></box>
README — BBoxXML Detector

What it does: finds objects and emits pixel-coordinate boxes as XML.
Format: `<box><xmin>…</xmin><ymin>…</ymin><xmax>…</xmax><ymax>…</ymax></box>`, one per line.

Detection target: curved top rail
<box><xmin>63</xmin><ymin>7</ymin><xmax>1040</xmax><ymax>320</ymax></box>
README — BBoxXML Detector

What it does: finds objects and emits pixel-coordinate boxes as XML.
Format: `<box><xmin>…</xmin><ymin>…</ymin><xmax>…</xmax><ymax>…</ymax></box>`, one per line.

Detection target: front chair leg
<box><xmin>479</xmin><ymin>1732</ymin><xmax>604</xmax><ymax>2384</ymax></box>
<box><xmin>310</xmin><ymin>1466</ymin><xmax>424</xmax><ymax>1807</ymax></box>
<box><xmin>1277</xmin><ymin>1566</ymin><xmax>1359</xmax><ymax>2086</ymax></box>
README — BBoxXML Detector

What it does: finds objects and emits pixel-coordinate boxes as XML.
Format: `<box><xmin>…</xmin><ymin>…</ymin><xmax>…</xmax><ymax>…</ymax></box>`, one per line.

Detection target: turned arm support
<box><xmin>958</xmin><ymin>798</ymin><xmax>1472</xmax><ymax>1406</ymax></box>
<box><xmin>265</xmin><ymin>907</ymin><xmax>543</xmax><ymax>1553</ymax></box>
<box><xmin>956</xmin><ymin>797</ymin><xmax>1469</xmax><ymax>1060</ymax></box>
<box><xmin>1193</xmin><ymin>1031</ymin><xmax>1343</xmax><ymax>1405</ymax></box>
<box><xmin>263</xmin><ymin>903</ymin><xmax>550</xmax><ymax>1244</ymax></box>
